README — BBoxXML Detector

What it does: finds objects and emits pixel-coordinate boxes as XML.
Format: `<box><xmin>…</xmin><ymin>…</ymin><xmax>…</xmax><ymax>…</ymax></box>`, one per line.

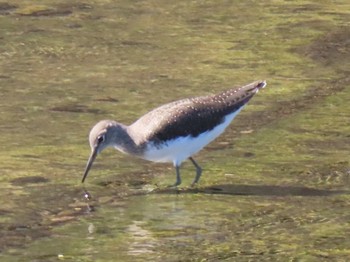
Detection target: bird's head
<box><xmin>82</xmin><ymin>120</ymin><xmax>117</xmax><ymax>183</ymax></box>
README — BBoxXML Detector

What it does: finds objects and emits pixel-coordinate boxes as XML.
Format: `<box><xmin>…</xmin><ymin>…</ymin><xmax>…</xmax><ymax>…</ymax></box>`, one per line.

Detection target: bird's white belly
<box><xmin>142</xmin><ymin>109</ymin><xmax>242</xmax><ymax>166</ymax></box>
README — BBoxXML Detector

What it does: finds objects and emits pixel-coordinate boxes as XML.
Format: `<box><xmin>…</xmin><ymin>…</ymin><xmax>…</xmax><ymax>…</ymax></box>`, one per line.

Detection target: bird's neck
<box><xmin>110</xmin><ymin>123</ymin><xmax>144</xmax><ymax>156</ymax></box>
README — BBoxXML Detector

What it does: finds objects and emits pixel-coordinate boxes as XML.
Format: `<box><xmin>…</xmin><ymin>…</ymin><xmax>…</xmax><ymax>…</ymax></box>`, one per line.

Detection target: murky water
<box><xmin>0</xmin><ymin>0</ymin><xmax>349</xmax><ymax>261</ymax></box>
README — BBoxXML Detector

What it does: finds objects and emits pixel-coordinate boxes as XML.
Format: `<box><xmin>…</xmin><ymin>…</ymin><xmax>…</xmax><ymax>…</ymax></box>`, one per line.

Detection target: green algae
<box><xmin>0</xmin><ymin>0</ymin><xmax>350</xmax><ymax>261</ymax></box>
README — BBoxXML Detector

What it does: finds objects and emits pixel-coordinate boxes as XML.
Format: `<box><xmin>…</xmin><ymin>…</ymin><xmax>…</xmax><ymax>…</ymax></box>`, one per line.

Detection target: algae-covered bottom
<box><xmin>0</xmin><ymin>0</ymin><xmax>350</xmax><ymax>261</ymax></box>
<box><xmin>1</xmin><ymin>180</ymin><xmax>349</xmax><ymax>261</ymax></box>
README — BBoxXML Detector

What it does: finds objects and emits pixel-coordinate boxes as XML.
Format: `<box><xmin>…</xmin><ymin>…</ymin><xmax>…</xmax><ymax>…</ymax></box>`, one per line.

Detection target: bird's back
<box><xmin>129</xmin><ymin>80</ymin><xmax>265</xmax><ymax>145</ymax></box>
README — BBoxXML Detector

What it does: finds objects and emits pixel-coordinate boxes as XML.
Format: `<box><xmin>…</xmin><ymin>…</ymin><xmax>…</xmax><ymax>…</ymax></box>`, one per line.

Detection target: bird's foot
<box><xmin>167</xmin><ymin>181</ymin><xmax>181</xmax><ymax>188</ymax></box>
<box><xmin>190</xmin><ymin>181</ymin><xmax>198</xmax><ymax>188</ymax></box>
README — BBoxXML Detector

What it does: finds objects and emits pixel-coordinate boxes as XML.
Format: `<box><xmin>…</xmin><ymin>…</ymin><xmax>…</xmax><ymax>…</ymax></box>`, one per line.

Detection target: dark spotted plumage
<box><xmin>129</xmin><ymin>80</ymin><xmax>265</xmax><ymax>145</ymax></box>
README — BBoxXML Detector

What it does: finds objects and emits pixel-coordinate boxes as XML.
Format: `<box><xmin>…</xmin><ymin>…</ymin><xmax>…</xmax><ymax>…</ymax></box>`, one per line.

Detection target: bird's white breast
<box><xmin>142</xmin><ymin>108</ymin><xmax>243</xmax><ymax>166</ymax></box>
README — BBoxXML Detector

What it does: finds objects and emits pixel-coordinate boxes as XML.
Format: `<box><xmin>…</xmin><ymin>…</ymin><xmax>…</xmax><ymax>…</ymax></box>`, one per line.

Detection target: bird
<box><xmin>82</xmin><ymin>80</ymin><xmax>266</xmax><ymax>187</ymax></box>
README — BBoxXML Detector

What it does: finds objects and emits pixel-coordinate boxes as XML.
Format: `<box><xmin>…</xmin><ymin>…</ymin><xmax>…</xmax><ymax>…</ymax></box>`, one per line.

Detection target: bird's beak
<box><xmin>82</xmin><ymin>146</ymin><xmax>98</xmax><ymax>183</ymax></box>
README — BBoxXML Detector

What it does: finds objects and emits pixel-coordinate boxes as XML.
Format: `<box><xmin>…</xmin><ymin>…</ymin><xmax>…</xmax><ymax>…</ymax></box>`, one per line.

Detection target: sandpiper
<box><xmin>82</xmin><ymin>80</ymin><xmax>266</xmax><ymax>186</ymax></box>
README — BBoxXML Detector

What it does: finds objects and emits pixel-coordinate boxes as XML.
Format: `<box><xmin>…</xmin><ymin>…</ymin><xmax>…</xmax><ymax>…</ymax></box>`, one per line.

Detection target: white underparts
<box><xmin>142</xmin><ymin>107</ymin><xmax>244</xmax><ymax>166</ymax></box>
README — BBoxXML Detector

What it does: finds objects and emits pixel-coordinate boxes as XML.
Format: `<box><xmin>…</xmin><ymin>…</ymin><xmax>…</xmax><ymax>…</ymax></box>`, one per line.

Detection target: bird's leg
<box><xmin>189</xmin><ymin>157</ymin><xmax>202</xmax><ymax>187</ymax></box>
<box><xmin>167</xmin><ymin>165</ymin><xmax>182</xmax><ymax>187</ymax></box>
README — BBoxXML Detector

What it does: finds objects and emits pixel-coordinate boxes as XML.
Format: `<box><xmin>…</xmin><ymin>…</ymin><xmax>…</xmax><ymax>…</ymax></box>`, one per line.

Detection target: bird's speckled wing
<box><xmin>129</xmin><ymin>81</ymin><xmax>265</xmax><ymax>145</ymax></box>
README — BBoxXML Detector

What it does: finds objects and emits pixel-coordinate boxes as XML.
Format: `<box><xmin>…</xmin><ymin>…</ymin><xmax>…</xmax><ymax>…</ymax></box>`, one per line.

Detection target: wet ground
<box><xmin>0</xmin><ymin>0</ymin><xmax>349</xmax><ymax>261</ymax></box>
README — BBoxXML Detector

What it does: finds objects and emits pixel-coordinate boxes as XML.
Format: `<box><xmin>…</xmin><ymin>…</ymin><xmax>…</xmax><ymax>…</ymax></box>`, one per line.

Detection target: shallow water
<box><xmin>0</xmin><ymin>0</ymin><xmax>350</xmax><ymax>261</ymax></box>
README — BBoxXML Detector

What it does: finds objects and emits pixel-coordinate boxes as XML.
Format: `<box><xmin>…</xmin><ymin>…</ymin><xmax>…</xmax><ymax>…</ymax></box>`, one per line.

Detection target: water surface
<box><xmin>0</xmin><ymin>0</ymin><xmax>349</xmax><ymax>261</ymax></box>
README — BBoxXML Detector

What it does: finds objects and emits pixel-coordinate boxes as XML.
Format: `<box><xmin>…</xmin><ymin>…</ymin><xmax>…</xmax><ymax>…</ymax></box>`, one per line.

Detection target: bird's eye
<box><xmin>97</xmin><ymin>135</ymin><xmax>105</xmax><ymax>144</ymax></box>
